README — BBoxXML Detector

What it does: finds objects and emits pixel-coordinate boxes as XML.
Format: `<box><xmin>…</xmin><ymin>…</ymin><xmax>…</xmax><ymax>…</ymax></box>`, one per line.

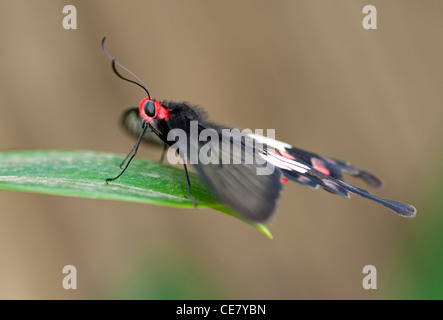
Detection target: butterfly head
<box><xmin>139</xmin><ymin>97</ymin><xmax>170</xmax><ymax>123</ymax></box>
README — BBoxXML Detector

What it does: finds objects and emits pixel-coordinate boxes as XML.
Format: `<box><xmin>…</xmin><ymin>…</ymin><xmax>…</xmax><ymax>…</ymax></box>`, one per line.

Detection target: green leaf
<box><xmin>0</xmin><ymin>150</ymin><xmax>272</xmax><ymax>238</ymax></box>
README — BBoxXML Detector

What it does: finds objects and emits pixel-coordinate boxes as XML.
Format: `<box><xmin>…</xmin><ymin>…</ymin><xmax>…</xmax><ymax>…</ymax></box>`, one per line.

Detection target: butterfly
<box><xmin>102</xmin><ymin>36</ymin><xmax>417</xmax><ymax>223</ymax></box>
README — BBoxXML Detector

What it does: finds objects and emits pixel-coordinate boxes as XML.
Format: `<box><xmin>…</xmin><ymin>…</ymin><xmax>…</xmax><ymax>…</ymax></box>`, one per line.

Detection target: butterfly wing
<box><xmin>166</xmin><ymin>110</ymin><xmax>283</xmax><ymax>223</ymax></box>
<box><xmin>251</xmin><ymin>133</ymin><xmax>416</xmax><ymax>218</ymax></box>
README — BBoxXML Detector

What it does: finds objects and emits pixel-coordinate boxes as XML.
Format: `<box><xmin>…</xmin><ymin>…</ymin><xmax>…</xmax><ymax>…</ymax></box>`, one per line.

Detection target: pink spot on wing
<box><xmin>281</xmin><ymin>177</ymin><xmax>289</xmax><ymax>184</ymax></box>
<box><xmin>280</xmin><ymin>151</ymin><xmax>296</xmax><ymax>160</ymax></box>
<box><xmin>323</xmin><ymin>157</ymin><xmax>337</xmax><ymax>164</ymax></box>
<box><xmin>312</xmin><ymin>158</ymin><xmax>330</xmax><ymax>175</ymax></box>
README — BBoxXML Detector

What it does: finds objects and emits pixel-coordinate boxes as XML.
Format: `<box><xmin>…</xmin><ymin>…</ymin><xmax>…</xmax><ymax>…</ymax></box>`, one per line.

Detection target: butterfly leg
<box><xmin>159</xmin><ymin>143</ymin><xmax>167</xmax><ymax>163</ymax></box>
<box><xmin>182</xmin><ymin>160</ymin><xmax>197</xmax><ymax>208</ymax></box>
<box><xmin>107</xmin><ymin>122</ymin><xmax>150</xmax><ymax>183</ymax></box>
<box><xmin>119</xmin><ymin>144</ymin><xmax>137</xmax><ymax>169</ymax></box>
<box><xmin>119</xmin><ymin>126</ymin><xmax>153</xmax><ymax>169</ymax></box>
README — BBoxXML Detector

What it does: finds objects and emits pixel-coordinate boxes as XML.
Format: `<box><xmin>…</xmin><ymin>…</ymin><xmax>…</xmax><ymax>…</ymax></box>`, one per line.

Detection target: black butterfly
<box><xmin>102</xmin><ymin>36</ymin><xmax>417</xmax><ymax>223</ymax></box>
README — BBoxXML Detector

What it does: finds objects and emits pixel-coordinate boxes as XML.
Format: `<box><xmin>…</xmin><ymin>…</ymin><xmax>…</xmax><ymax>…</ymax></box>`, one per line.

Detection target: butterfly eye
<box><xmin>144</xmin><ymin>100</ymin><xmax>156</xmax><ymax>117</ymax></box>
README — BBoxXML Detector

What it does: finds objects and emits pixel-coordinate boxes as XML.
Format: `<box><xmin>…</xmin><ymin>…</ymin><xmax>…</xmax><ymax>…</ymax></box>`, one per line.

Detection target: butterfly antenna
<box><xmin>101</xmin><ymin>35</ymin><xmax>151</xmax><ymax>99</ymax></box>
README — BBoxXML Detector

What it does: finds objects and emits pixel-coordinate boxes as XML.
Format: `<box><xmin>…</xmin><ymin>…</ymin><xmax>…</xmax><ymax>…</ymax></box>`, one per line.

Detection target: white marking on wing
<box><xmin>260</xmin><ymin>152</ymin><xmax>310</xmax><ymax>174</ymax></box>
<box><xmin>248</xmin><ymin>133</ymin><xmax>292</xmax><ymax>150</ymax></box>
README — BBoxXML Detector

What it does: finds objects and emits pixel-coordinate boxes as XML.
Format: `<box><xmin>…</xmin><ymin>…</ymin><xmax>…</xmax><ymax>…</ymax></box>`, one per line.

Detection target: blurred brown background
<box><xmin>0</xmin><ymin>1</ymin><xmax>441</xmax><ymax>299</ymax></box>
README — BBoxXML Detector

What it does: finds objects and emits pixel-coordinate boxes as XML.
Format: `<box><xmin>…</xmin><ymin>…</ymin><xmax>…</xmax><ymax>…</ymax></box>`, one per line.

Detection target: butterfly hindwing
<box><xmin>120</xmin><ymin>106</ymin><xmax>165</xmax><ymax>146</ymax></box>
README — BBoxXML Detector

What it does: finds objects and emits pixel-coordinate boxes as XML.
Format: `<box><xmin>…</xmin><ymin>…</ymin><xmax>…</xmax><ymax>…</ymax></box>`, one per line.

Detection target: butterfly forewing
<box><xmin>166</xmin><ymin>109</ymin><xmax>283</xmax><ymax>223</ymax></box>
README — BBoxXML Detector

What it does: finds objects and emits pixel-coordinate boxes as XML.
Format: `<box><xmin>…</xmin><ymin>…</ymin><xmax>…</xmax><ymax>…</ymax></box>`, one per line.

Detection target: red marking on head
<box><xmin>155</xmin><ymin>99</ymin><xmax>170</xmax><ymax>121</ymax></box>
<box><xmin>139</xmin><ymin>97</ymin><xmax>170</xmax><ymax>123</ymax></box>
<box><xmin>281</xmin><ymin>177</ymin><xmax>289</xmax><ymax>184</ymax></box>
<box><xmin>139</xmin><ymin>97</ymin><xmax>153</xmax><ymax>123</ymax></box>
<box><xmin>311</xmin><ymin>158</ymin><xmax>330</xmax><ymax>175</ymax></box>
